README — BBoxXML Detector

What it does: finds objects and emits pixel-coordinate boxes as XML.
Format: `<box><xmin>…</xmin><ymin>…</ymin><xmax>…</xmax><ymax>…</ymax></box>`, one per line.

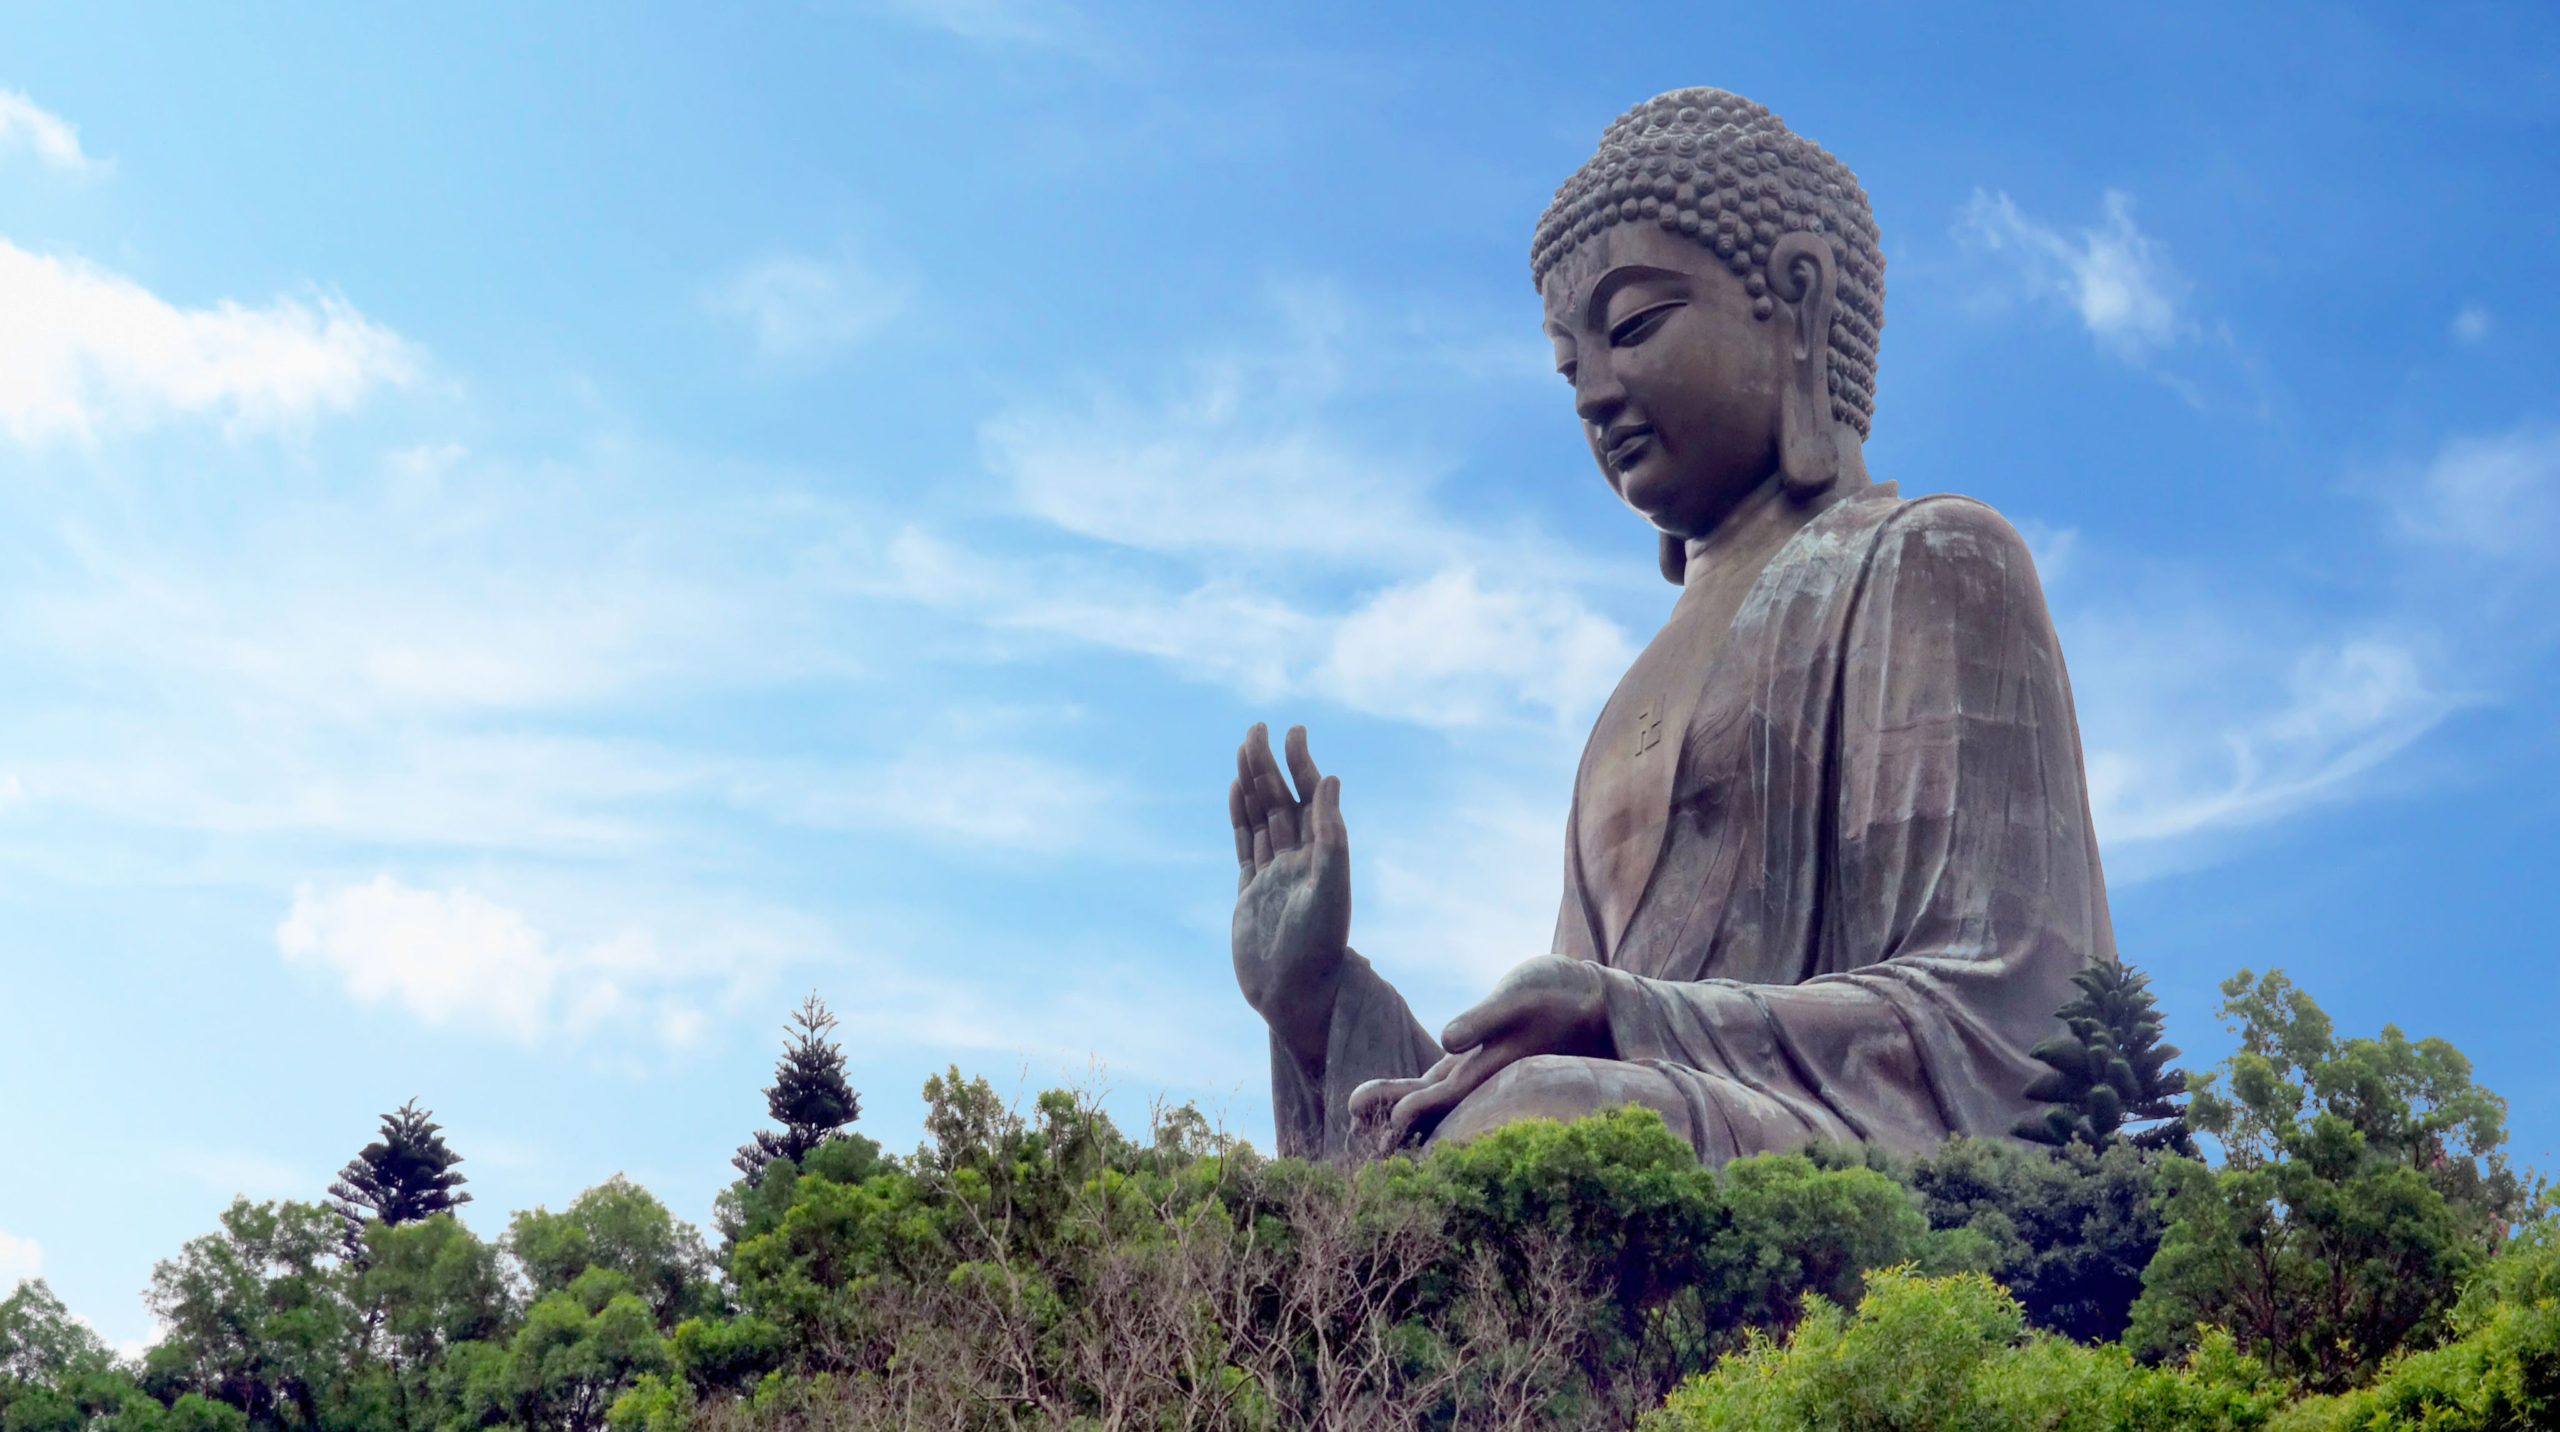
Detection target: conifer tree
<box><xmin>734</xmin><ymin>993</ymin><xmax>862</xmax><ymax>1183</ymax></box>
<box><xmin>329</xmin><ymin>1099</ymin><xmax>471</xmax><ymax>1256</ymax></box>
<box><xmin>2014</xmin><ymin>960</ymin><xmax>2194</xmax><ymax>1155</ymax></box>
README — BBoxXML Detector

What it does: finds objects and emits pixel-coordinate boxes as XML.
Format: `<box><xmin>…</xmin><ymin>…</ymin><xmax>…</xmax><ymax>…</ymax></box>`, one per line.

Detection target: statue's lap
<box><xmin>1426</xmin><ymin>1054</ymin><xmax>1699</xmax><ymax>1153</ymax></box>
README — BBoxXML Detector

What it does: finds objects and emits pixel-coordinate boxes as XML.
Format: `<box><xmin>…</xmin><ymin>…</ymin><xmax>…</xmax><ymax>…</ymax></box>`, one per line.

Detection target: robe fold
<box><xmin>1271</xmin><ymin>484</ymin><xmax>2113</xmax><ymax>1163</ymax></box>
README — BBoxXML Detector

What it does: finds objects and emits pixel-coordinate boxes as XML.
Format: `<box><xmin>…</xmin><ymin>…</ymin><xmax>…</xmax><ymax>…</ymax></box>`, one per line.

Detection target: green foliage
<box><xmin>1907</xmin><ymin>1135</ymin><xmax>2177</xmax><ymax>1343</ymax></box>
<box><xmin>2129</xmin><ymin>969</ymin><xmax>2525</xmax><ymax>1393</ymax></box>
<box><xmin>451</xmin><ymin>1269</ymin><xmax>671</xmax><ymax>1432</ymax></box>
<box><xmin>328</xmin><ymin>1101</ymin><xmax>470</xmax><ymax>1259</ymax></box>
<box><xmin>1641</xmin><ymin>1268</ymin><xmax>2292</xmax><ymax>1432</ymax></box>
<box><xmin>141</xmin><ymin>1199</ymin><xmax>360</xmax><ymax>1430</ymax></box>
<box><xmin>0</xmin><ymin>1278</ymin><xmax>182</xmax><ymax>1432</ymax></box>
<box><xmin>2259</xmin><ymin>1214</ymin><xmax>2560</xmax><ymax>1430</ymax></box>
<box><xmin>508</xmin><ymin>1177</ymin><xmax>719</xmax><ymax>1332</ymax></box>
<box><xmin>20</xmin><ymin>964</ymin><xmax>2551</xmax><ymax>1432</ymax></box>
<box><xmin>732</xmin><ymin>996</ymin><xmax>862</xmax><ymax>1186</ymax></box>
<box><xmin>2016</xmin><ymin>960</ymin><xmax>2195</xmax><ymax>1156</ymax></box>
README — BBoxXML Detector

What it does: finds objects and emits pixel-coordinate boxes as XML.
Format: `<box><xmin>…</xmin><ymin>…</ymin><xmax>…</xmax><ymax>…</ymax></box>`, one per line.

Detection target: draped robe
<box><xmin>1270</xmin><ymin>483</ymin><xmax>2114</xmax><ymax>1163</ymax></box>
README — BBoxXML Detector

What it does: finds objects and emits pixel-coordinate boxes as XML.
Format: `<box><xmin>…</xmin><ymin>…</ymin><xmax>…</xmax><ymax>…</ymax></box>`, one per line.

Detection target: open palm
<box><xmin>1230</xmin><ymin>723</ymin><xmax>1350</xmax><ymax>1069</ymax></box>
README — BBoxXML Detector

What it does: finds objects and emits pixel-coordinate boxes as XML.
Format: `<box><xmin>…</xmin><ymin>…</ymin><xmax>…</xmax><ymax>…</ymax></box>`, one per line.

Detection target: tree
<box><xmin>2128</xmin><ymin>968</ymin><xmax>2524</xmax><ymax>1392</ymax></box>
<box><xmin>143</xmin><ymin>1199</ymin><xmax>359</xmax><ymax>1430</ymax></box>
<box><xmin>1904</xmin><ymin>1135</ymin><xmax>2175</xmax><ymax>1344</ymax></box>
<box><xmin>731</xmin><ymin>995</ymin><xmax>860</xmax><ymax>1185</ymax></box>
<box><xmin>508</xmin><ymin>1177</ymin><xmax>719</xmax><ymax>1332</ymax></box>
<box><xmin>2013</xmin><ymin>959</ymin><xmax>2194</xmax><ymax>1155</ymax></box>
<box><xmin>2</xmin><ymin>1278</ymin><xmax>247</xmax><ymax>1432</ymax></box>
<box><xmin>328</xmin><ymin>1101</ymin><xmax>470</xmax><ymax>1257</ymax></box>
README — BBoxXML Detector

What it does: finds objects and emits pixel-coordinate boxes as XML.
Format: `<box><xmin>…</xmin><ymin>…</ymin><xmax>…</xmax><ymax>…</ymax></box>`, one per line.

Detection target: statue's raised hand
<box><xmin>1230</xmin><ymin>723</ymin><xmax>1349</xmax><ymax>1071</ymax></box>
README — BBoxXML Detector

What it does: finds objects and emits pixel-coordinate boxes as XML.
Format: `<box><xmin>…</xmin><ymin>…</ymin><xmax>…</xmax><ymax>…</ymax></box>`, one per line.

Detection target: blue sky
<box><xmin>2</xmin><ymin>0</ymin><xmax>2556</xmax><ymax>1348</ymax></box>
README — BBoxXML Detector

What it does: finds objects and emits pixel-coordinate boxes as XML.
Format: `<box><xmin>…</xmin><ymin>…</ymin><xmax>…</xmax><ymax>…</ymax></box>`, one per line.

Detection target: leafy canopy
<box><xmin>2129</xmin><ymin>968</ymin><xmax>2527</xmax><ymax>1393</ymax></box>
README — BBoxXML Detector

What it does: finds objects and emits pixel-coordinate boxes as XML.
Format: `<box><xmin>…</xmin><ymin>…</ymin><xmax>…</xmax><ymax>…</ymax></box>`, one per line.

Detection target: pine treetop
<box><xmin>330</xmin><ymin>1099</ymin><xmax>471</xmax><ymax>1239</ymax></box>
<box><xmin>2014</xmin><ymin>960</ymin><xmax>2195</xmax><ymax>1156</ymax></box>
<box><xmin>734</xmin><ymin>994</ymin><xmax>862</xmax><ymax>1183</ymax></box>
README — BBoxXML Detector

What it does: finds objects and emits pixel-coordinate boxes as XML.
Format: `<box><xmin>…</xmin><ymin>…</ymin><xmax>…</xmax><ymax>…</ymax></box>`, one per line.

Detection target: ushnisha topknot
<box><xmin>1531</xmin><ymin>87</ymin><xmax>1885</xmax><ymax>438</ymax></box>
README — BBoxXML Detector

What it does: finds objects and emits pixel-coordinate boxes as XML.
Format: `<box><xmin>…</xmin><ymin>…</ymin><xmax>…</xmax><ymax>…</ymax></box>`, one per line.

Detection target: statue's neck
<box><xmin>1679</xmin><ymin>446</ymin><xmax>1871</xmax><ymax>591</ymax></box>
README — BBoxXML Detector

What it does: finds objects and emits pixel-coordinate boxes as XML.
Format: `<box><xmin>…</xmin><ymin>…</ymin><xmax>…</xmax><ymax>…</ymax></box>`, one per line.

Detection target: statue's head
<box><xmin>1532</xmin><ymin>89</ymin><xmax>1885</xmax><ymax>580</ymax></box>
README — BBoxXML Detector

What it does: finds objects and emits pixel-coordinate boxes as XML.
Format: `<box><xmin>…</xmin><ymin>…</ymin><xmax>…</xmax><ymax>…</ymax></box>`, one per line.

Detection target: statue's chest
<box><xmin>1577</xmin><ymin>591</ymin><xmax>1751</xmax><ymax>952</ymax></box>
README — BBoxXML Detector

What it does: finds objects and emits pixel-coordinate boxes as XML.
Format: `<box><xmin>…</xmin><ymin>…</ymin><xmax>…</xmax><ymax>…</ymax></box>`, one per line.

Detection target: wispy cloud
<box><xmin>0</xmin><ymin>240</ymin><xmax>412</xmax><ymax>442</ymax></box>
<box><xmin>0</xmin><ymin>89</ymin><xmax>102</xmax><ymax>174</ymax></box>
<box><xmin>2452</xmin><ymin>303</ymin><xmax>2493</xmax><ymax>344</ymax></box>
<box><xmin>934</xmin><ymin>303</ymin><xmax>1638</xmax><ymax>731</ymax></box>
<box><xmin>2390</xmin><ymin>424</ymin><xmax>2560</xmax><ymax>564</ymax></box>
<box><xmin>276</xmin><ymin>876</ymin><xmax>816</xmax><ymax>1049</ymax></box>
<box><xmin>704</xmin><ymin>253</ymin><xmax>904</xmax><ymax>364</ymax></box>
<box><xmin>1961</xmin><ymin>189</ymin><xmax>2189</xmax><ymax>361</ymax></box>
<box><xmin>2054</xmin><ymin>420</ymin><xmax>2560</xmax><ymax>875</ymax></box>
<box><xmin>2076</xmin><ymin>631</ymin><xmax>2454</xmax><ymax>857</ymax></box>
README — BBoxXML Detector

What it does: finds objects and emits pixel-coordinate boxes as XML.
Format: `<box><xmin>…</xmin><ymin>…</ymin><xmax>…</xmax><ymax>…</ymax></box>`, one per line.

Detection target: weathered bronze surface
<box><xmin>1228</xmin><ymin>88</ymin><xmax>2110</xmax><ymax>1164</ymax></box>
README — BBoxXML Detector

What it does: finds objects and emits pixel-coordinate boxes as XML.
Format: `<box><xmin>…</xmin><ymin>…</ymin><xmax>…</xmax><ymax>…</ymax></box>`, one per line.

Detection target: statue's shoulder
<box><xmin>1867</xmin><ymin>491</ymin><xmax>2044</xmax><ymax>574</ymax></box>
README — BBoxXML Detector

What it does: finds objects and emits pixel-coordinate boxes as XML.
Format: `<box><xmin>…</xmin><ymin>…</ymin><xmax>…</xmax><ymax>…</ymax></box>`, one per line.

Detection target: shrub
<box><xmin>1641</xmin><ymin>1268</ymin><xmax>2291</xmax><ymax>1432</ymax></box>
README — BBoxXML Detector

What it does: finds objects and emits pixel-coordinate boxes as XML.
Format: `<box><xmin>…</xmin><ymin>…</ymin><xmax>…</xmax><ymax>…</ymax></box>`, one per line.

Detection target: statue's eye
<box><xmin>1608</xmin><ymin>299</ymin><xmax>1683</xmax><ymax>348</ymax></box>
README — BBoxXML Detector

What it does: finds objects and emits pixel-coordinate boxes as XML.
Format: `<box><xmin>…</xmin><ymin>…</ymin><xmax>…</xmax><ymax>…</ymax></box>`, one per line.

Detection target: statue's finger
<box><xmin>1389</xmin><ymin>1070</ymin><xmax>1477</xmax><ymax>1146</ymax></box>
<box><xmin>1283</xmin><ymin>725</ymin><xmax>1322</xmax><ymax>806</ymax></box>
<box><xmin>1230</xmin><ymin>780</ymin><xmax>1256</xmax><ymax>880</ymax></box>
<box><xmin>1440</xmin><ymin>999</ymin><xmax>1504</xmax><ymax>1053</ymax></box>
<box><xmin>1311</xmin><ymin>776</ymin><xmax>1346</xmax><ymax>856</ymax></box>
<box><xmin>1350</xmin><ymin>1076</ymin><xmax>1431</xmax><ymax>1119</ymax></box>
<box><xmin>1252</xmin><ymin>822</ymin><xmax>1273</xmax><ymax>868</ymax></box>
<box><xmin>1259</xmin><ymin>771</ymin><xmax>1300</xmax><ymax>851</ymax></box>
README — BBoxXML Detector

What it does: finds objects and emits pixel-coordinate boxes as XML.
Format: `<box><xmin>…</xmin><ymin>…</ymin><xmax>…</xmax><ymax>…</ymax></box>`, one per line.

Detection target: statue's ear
<box><xmin>1767</xmin><ymin>232</ymin><xmax>1840</xmax><ymax>498</ymax></box>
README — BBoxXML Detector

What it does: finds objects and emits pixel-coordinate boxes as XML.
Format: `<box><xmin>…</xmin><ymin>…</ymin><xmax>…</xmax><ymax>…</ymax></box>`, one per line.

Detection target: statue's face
<box><xmin>1541</xmin><ymin>222</ymin><xmax>1788</xmax><ymax>540</ymax></box>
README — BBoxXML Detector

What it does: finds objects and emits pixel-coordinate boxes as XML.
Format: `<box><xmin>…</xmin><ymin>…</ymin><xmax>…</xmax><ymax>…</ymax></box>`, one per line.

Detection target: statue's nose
<box><xmin>1574</xmin><ymin>362</ymin><xmax>1626</xmax><ymax>426</ymax></box>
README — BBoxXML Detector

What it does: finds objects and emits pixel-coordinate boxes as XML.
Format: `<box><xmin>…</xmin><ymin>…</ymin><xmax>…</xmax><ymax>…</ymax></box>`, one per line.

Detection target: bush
<box><xmin>1906</xmin><ymin>1136</ymin><xmax>2176</xmax><ymax>1343</ymax></box>
<box><xmin>1641</xmin><ymin>1268</ymin><xmax>2291</xmax><ymax>1432</ymax></box>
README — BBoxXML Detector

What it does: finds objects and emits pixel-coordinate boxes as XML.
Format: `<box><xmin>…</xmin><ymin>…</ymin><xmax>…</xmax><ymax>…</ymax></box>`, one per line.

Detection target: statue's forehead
<box><xmin>1542</xmin><ymin>225</ymin><xmax>1705</xmax><ymax>326</ymax></box>
<box><xmin>1542</xmin><ymin>229</ymin><xmax>1623</xmax><ymax>326</ymax></box>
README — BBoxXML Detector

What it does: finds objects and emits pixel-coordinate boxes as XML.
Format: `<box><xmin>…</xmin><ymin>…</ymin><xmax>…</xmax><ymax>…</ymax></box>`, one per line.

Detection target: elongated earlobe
<box><xmin>1768</xmin><ymin>233</ymin><xmax>1840</xmax><ymax>499</ymax></box>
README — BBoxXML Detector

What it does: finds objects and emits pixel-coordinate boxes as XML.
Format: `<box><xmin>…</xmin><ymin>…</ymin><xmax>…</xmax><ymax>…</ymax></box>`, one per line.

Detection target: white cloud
<box><xmin>1962</xmin><ymin>189</ymin><xmax>2188</xmax><ymax>360</ymax></box>
<box><xmin>982</xmin><ymin>346</ymin><xmax>1437</xmax><ymax>564</ymax></box>
<box><xmin>2078</xmin><ymin>635</ymin><xmax>2453</xmax><ymax>853</ymax></box>
<box><xmin>945</xmin><ymin>307</ymin><xmax>1639</xmax><ymax>731</ymax></box>
<box><xmin>279</xmin><ymin>877</ymin><xmax>559</xmax><ymax>1042</ymax></box>
<box><xmin>705</xmin><ymin>253</ymin><xmax>903</xmax><ymax>363</ymax></box>
<box><xmin>0</xmin><ymin>1230</ymin><xmax>40</xmax><ymax>1290</ymax></box>
<box><xmin>2391</xmin><ymin>424</ymin><xmax>2560</xmax><ymax>562</ymax></box>
<box><xmin>2049</xmin><ymin>424</ymin><xmax>2560</xmax><ymax>871</ymax></box>
<box><xmin>0</xmin><ymin>774</ymin><xmax>21</xmax><ymax>811</ymax></box>
<box><xmin>271</xmin><ymin>874</ymin><xmax>852</xmax><ymax>1051</ymax></box>
<box><xmin>0</xmin><ymin>241</ymin><xmax>413</xmax><ymax>442</ymax></box>
<box><xmin>0</xmin><ymin>90</ymin><xmax>101</xmax><ymax>173</ymax></box>
<box><xmin>1317</xmin><ymin>567</ymin><xmax>1631</xmax><ymax>729</ymax></box>
<box><xmin>2452</xmin><ymin>303</ymin><xmax>2493</xmax><ymax>344</ymax></box>
<box><xmin>727</xmin><ymin>746</ymin><xmax>1139</xmax><ymax>856</ymax></box>
<box><xmin>1366</xmin><ymin>788</ymin><xmax>1567</xmax><ymax>995</ymax></box>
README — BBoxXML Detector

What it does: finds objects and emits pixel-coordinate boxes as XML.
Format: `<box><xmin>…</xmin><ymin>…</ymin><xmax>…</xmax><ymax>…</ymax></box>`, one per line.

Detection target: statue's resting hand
<box><xmin>1231</xmin><ymin>723</ymin><xmax>1350</xmax><ymax>1071</ymax></box>
<box><xmin>1348</xmin><ymin>955</ymin><xmax>1612</xmax><ymax>1147</ymax></box>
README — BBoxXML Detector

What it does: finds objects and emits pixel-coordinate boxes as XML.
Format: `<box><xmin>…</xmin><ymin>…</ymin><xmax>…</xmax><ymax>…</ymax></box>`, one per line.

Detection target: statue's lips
<box><xmin>1605</xmin><ymin>425</ymin><xmax>1656</xmax><ymax>472</ymax></box>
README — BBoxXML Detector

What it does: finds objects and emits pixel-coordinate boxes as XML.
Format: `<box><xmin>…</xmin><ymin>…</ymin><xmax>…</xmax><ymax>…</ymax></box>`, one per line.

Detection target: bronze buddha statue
<box><xmin>1229</xmin><ymin>87</ymin><xmax>2110</xmax><ymax>1164</ymax></box>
